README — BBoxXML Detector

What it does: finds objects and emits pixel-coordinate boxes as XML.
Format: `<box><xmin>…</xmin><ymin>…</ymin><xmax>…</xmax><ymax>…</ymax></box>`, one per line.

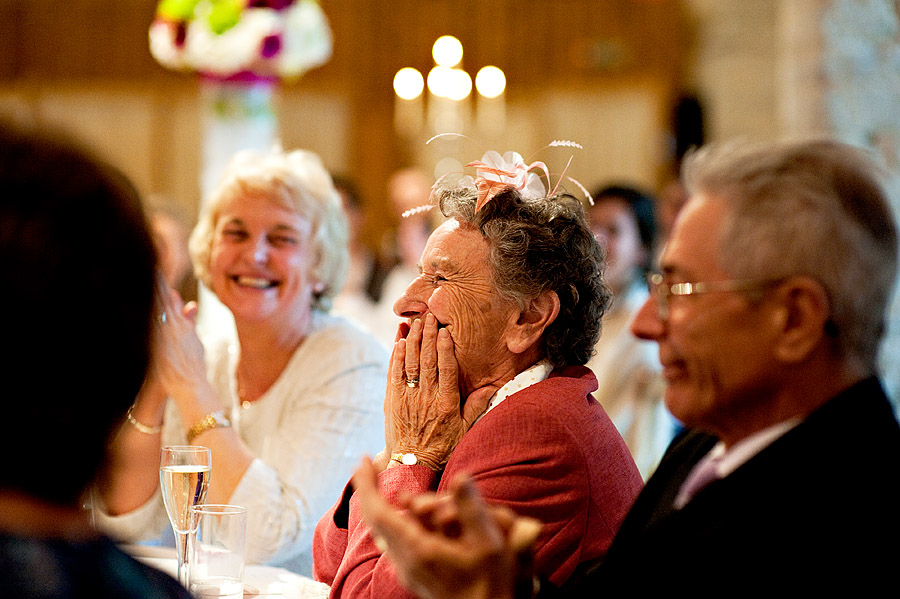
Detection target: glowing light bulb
<box><xmin>393</xmin><ymin>67</ymin><xmax>424</xmax><ymax>100</ymax></box>
<box><xmin>432</xmin><ymin>36</ymin><xmax>463</xmax><ymax>67</ymax></box>
<box><xmin>427</xmin><ymin>66</ymin><xmax>452</xmax><ymax>98</ymax></box>
<box><xmin>475</xmin><ymin>66</ymin><xmax>506</xmax><ymax>98</ymax></box>
<box><xmin>446</xmin><ymin>68</ymin><xmax>472</xmax><ymax>101</ymax></box>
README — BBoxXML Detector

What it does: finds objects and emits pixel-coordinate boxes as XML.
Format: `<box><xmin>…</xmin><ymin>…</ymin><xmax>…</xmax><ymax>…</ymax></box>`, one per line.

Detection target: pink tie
<box><xmin>675</xmin><ymin>454</ymin><xmax>722</xmax><ymax>508</ymax></box>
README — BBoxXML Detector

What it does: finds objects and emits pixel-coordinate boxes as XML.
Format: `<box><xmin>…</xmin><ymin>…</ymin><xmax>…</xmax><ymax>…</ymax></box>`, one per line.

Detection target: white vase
<box><xmin>195</xmin><ymin>75</ymin><xmax>278</xmax><ymax>345</ymax></box>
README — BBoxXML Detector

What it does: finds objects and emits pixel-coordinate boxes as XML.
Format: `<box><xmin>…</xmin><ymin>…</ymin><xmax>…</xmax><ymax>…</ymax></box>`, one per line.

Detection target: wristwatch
<box><xmin>390</xmin><ymin>452</ymin><xmax>419</xmax><ymax>466</ymax></box>
<box><xmin>187</xmin><ymin>410</ymin><xmax>232</xmax><ymax>444</ymax></box>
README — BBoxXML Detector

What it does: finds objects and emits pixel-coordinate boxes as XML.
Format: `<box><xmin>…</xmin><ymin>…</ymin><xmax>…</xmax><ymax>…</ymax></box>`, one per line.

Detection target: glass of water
<box><xmin>189</xmin><ymin>504</ymin><xmax>247</xmax><ymax>599</ymax></box>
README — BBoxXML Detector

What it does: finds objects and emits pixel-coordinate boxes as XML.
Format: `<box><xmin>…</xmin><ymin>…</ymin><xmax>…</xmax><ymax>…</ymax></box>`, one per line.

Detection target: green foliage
<box><xmin>207</xmin><ymin>0</ymin><xmax>244</xmax><ymax>35</ymax></box>
<box><xmin>156</xmin><ymin>0</ymin><xmax>200</xmax><ymax>21</ymax></box>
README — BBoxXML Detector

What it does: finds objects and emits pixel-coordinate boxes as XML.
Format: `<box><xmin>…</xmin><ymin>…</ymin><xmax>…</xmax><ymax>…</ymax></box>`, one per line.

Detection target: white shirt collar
<box><xmin>478</xmin><ymin>360</ymin><xmax>554</xmax><ymax>420</ymax></box>
<box><xmin>706</xmin><ymin>418</ymin><xmax>802</xmax><ymax>479</ymax></box>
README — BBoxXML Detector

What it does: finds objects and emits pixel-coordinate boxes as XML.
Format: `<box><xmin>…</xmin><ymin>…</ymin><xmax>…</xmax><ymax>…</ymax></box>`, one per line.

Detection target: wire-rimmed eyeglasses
<box><xmin>645</xmin><ymin>272</ymin><xmax>783</xmax><ymax>319</ymax></box>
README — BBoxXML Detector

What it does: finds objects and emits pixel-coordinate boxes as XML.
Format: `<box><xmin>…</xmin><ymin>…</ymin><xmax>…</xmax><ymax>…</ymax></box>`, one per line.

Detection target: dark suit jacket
<box><xmin>556</xmin><ymin>376</ymin><xmax>900</xmax><ymax>596</ymax></box>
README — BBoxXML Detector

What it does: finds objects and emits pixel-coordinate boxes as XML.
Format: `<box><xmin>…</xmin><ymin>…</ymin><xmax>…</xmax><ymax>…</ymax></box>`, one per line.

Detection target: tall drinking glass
<box><xmin>160</xmin><ymin>445</ymin><xmax>211</xmax><ymax>587</ymax></box>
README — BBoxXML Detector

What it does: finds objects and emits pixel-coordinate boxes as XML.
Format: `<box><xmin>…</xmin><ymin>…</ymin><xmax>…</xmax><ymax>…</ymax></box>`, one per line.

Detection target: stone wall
<box><xmin>822</xmin><ymin>0</ymin><xmax>900</xmax><ymax>405</ymax></box>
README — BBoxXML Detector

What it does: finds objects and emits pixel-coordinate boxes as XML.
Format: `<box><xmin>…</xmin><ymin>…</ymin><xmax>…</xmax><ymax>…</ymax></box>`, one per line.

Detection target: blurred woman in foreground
<box><xmin>0</xmin><ymin>119</ymin><xmax>190</xmax><ymax>598</ymax></box>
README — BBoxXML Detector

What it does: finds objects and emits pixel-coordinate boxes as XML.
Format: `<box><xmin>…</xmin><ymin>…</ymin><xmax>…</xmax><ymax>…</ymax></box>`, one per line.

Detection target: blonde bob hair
<box><xmin>189</xmin><ymin>146</ymin><xmax>348</xmax><ymax>312</ymax></box>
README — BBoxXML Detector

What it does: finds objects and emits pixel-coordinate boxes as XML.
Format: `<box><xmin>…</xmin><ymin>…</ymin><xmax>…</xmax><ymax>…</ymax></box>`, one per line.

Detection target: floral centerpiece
<box><xmin>149</xmin><ymin>0</ymin><xmax>332</xmax><ymax>81</ymax></box>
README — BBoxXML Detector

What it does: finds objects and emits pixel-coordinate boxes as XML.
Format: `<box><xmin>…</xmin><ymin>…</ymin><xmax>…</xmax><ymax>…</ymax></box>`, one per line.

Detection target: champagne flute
<box><xmin>160</xmin><ymin>445</ymin><xmax>211</xmax><ymax>587</ymax></box>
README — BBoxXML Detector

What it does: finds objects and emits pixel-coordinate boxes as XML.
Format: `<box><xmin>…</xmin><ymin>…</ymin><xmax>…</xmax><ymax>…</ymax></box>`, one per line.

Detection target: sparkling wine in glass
<box><xmin>160</xmin><ymin>445</ymin><xmax>211</xmax><ymax>587</ymax></box>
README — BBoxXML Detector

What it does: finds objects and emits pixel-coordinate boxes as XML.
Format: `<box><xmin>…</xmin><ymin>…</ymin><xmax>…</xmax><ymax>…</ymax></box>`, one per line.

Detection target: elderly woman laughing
<box><xmin>313</xmin><ymin>147</ymin><xmax>643</xmax><ymax>597</ymax></box>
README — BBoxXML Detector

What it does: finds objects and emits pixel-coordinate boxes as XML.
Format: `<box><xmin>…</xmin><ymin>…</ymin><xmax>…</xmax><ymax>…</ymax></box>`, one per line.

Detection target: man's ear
<box><xmin>506</xmin><ymin>290</ymin><xmax>560</xmax><ymax>355</ymax></box>
<box><xmin>770</xmin><ymin>276</ymin><xmax>832</xmax><ymax>364</ymax></box>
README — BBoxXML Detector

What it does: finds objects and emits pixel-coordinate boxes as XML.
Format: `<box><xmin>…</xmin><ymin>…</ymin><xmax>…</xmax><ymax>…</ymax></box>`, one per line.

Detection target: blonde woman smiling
<box><xmin>99</xmin><ymin>147</ymin><xmax>387</xmax><ymax>576</ymax></box>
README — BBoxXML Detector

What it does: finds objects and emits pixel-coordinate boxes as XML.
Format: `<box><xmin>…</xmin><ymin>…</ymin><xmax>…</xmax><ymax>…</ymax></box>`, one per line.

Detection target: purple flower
<box><xmin>260</xmin><ymin>34</ymin><xmax>283</xmax><ymax>58</ymax></box>
<box><xmin>174</xmin><ymin>21</ymin><xmax>188</xmax><ymax>48</ymax></box>
<box><xmin>246</xmin><ymin>0</ymin><xmax>295</xmax><ymax>9</ymax></box>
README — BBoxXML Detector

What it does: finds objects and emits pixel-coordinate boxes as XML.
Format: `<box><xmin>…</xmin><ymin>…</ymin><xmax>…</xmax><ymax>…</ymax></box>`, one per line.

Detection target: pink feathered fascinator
<box><xmin>403</xmin><ymin>134</ymin><xmax>593</xmax><ymax>218</ymax></box>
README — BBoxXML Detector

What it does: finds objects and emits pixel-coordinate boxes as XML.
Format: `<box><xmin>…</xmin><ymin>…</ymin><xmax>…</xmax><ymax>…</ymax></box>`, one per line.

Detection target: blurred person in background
<box><xmin>367</xmin><ymin>166</ymin><xmax>437</xmax><ymax>347</ymax></box>
<box><xmin>585</xmin><ymin>184</ymin><xmax>677</xmax><ymax>479</ymax></box>
<box><xmin>331</xmin><ymin>174</ymin><xmax>381</xmax><ymax>341</ymax></box>
<box><xmin>147</xmin><ymin>196</ymin><xmax>198</xmax><ymax>303</ymax></box>
<box><xmin>655</xmin><ymin>178</ymin><xmax>689</xmax><ymax>251</ymax></box>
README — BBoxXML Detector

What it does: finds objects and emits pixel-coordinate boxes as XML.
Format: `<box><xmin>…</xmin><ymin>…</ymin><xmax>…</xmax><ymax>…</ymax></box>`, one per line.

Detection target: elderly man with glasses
<box><xmin>350</xmin><ymin>138</ymin><xmax>900</xmax><ymax>596</ymax></box>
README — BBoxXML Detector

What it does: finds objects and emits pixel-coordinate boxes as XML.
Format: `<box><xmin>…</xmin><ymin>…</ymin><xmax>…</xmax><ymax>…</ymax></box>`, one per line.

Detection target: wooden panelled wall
<box><xmin>0</xmin><ymin>0</ymin><xmax>689</xmax><ymax>247</ymax></box>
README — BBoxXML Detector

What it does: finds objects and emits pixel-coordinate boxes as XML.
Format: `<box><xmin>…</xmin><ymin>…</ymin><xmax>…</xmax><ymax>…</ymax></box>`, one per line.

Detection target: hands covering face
<box><xmin>353</xmin><ymin>457</ymin><xmax>541</xmax><ymax>599</ymax></box>
<box><xmin>384</xmin><ymin>313</ymin><xmax>494</xmax><ymax>471</ymax></box>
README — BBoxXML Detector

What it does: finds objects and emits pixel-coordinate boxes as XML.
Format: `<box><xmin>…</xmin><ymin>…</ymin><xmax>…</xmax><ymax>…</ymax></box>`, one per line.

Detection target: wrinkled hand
<box><xmin>353</xmin><ymin>457</ymin><xmax>540</xmax><ymax>599</ymax></box>
<box><xmin>386</xmin><ymin>314</ymin><xmax>492</xmax><ymax>470</ymax></box>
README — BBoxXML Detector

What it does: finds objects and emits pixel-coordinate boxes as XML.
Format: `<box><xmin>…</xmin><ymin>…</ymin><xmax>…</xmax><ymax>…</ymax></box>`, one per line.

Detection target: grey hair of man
<box><xmin>437</xmin><ymin>185</ymin><xmax>611</xmax><ymax>368</ymax></box>
<box><xmin>190</xmin><ymin>145</ymin><xmax>349</xmax><ymax>312</ymax></box>
<box><xmin>682</xmin><ymin>138</ymin><xmax>898</xmax><ymax>366</ymax></box>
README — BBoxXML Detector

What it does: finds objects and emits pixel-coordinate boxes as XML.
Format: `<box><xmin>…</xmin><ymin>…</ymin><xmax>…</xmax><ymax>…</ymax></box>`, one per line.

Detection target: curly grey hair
<box><xmin>437</xmin><ymin>185</ymin><xmax>611</xmax><ymax>368</ymax></box>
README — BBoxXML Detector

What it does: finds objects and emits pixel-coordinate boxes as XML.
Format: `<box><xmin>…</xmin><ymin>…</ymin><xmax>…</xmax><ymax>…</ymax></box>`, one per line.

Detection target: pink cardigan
<box><xmin>313</xmin><ymin>366</ymin><xmax>643</xmax><ymax>598</ymax></box>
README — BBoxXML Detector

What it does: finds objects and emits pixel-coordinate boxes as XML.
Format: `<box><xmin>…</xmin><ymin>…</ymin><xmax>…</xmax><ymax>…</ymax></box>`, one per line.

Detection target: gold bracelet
<box><xmin>125</xmin><ymin>406</ymin><xmax>162</xmax><ymax>435</ymax></box>
<box><xmin>186</xmin><ymin>410</ymin><xmax>232</xmax><ymax>444</ymax></box>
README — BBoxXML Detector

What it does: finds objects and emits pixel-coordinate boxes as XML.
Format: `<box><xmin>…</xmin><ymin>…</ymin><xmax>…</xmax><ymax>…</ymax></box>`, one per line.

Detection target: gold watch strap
<box><xmin>187</xmin><ymin>410</ymin><xmax>231</xmax><ymax>444</ymax></box>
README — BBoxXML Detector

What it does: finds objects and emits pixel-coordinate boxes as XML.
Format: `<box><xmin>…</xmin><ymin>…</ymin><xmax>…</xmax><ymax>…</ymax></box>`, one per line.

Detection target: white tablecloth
<box><xmin>123</xmin><ymin>545</ymin><xmax>330</xmax><ymax>598</ymax></box>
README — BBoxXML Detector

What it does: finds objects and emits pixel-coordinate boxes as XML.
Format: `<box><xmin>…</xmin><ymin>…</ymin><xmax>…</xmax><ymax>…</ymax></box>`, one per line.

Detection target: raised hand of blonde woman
<box><xmin>387</xmin><ymin>313</ymin><xmax>493</xmax><ymax>471</ymax></box>
<box><xmin>153</xmin><ymin>285</ymin><xmax>254</xmax><ymax>503</ymax></box>
<box><xmin>152</xmin><ymin>287</ymin><xmax>216</xmax><ymax>417</ymax></box>
<box><xmin>127</xmin><ymin>278</ymin><xmax>186</xmax><ymax>417</ymax></box>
